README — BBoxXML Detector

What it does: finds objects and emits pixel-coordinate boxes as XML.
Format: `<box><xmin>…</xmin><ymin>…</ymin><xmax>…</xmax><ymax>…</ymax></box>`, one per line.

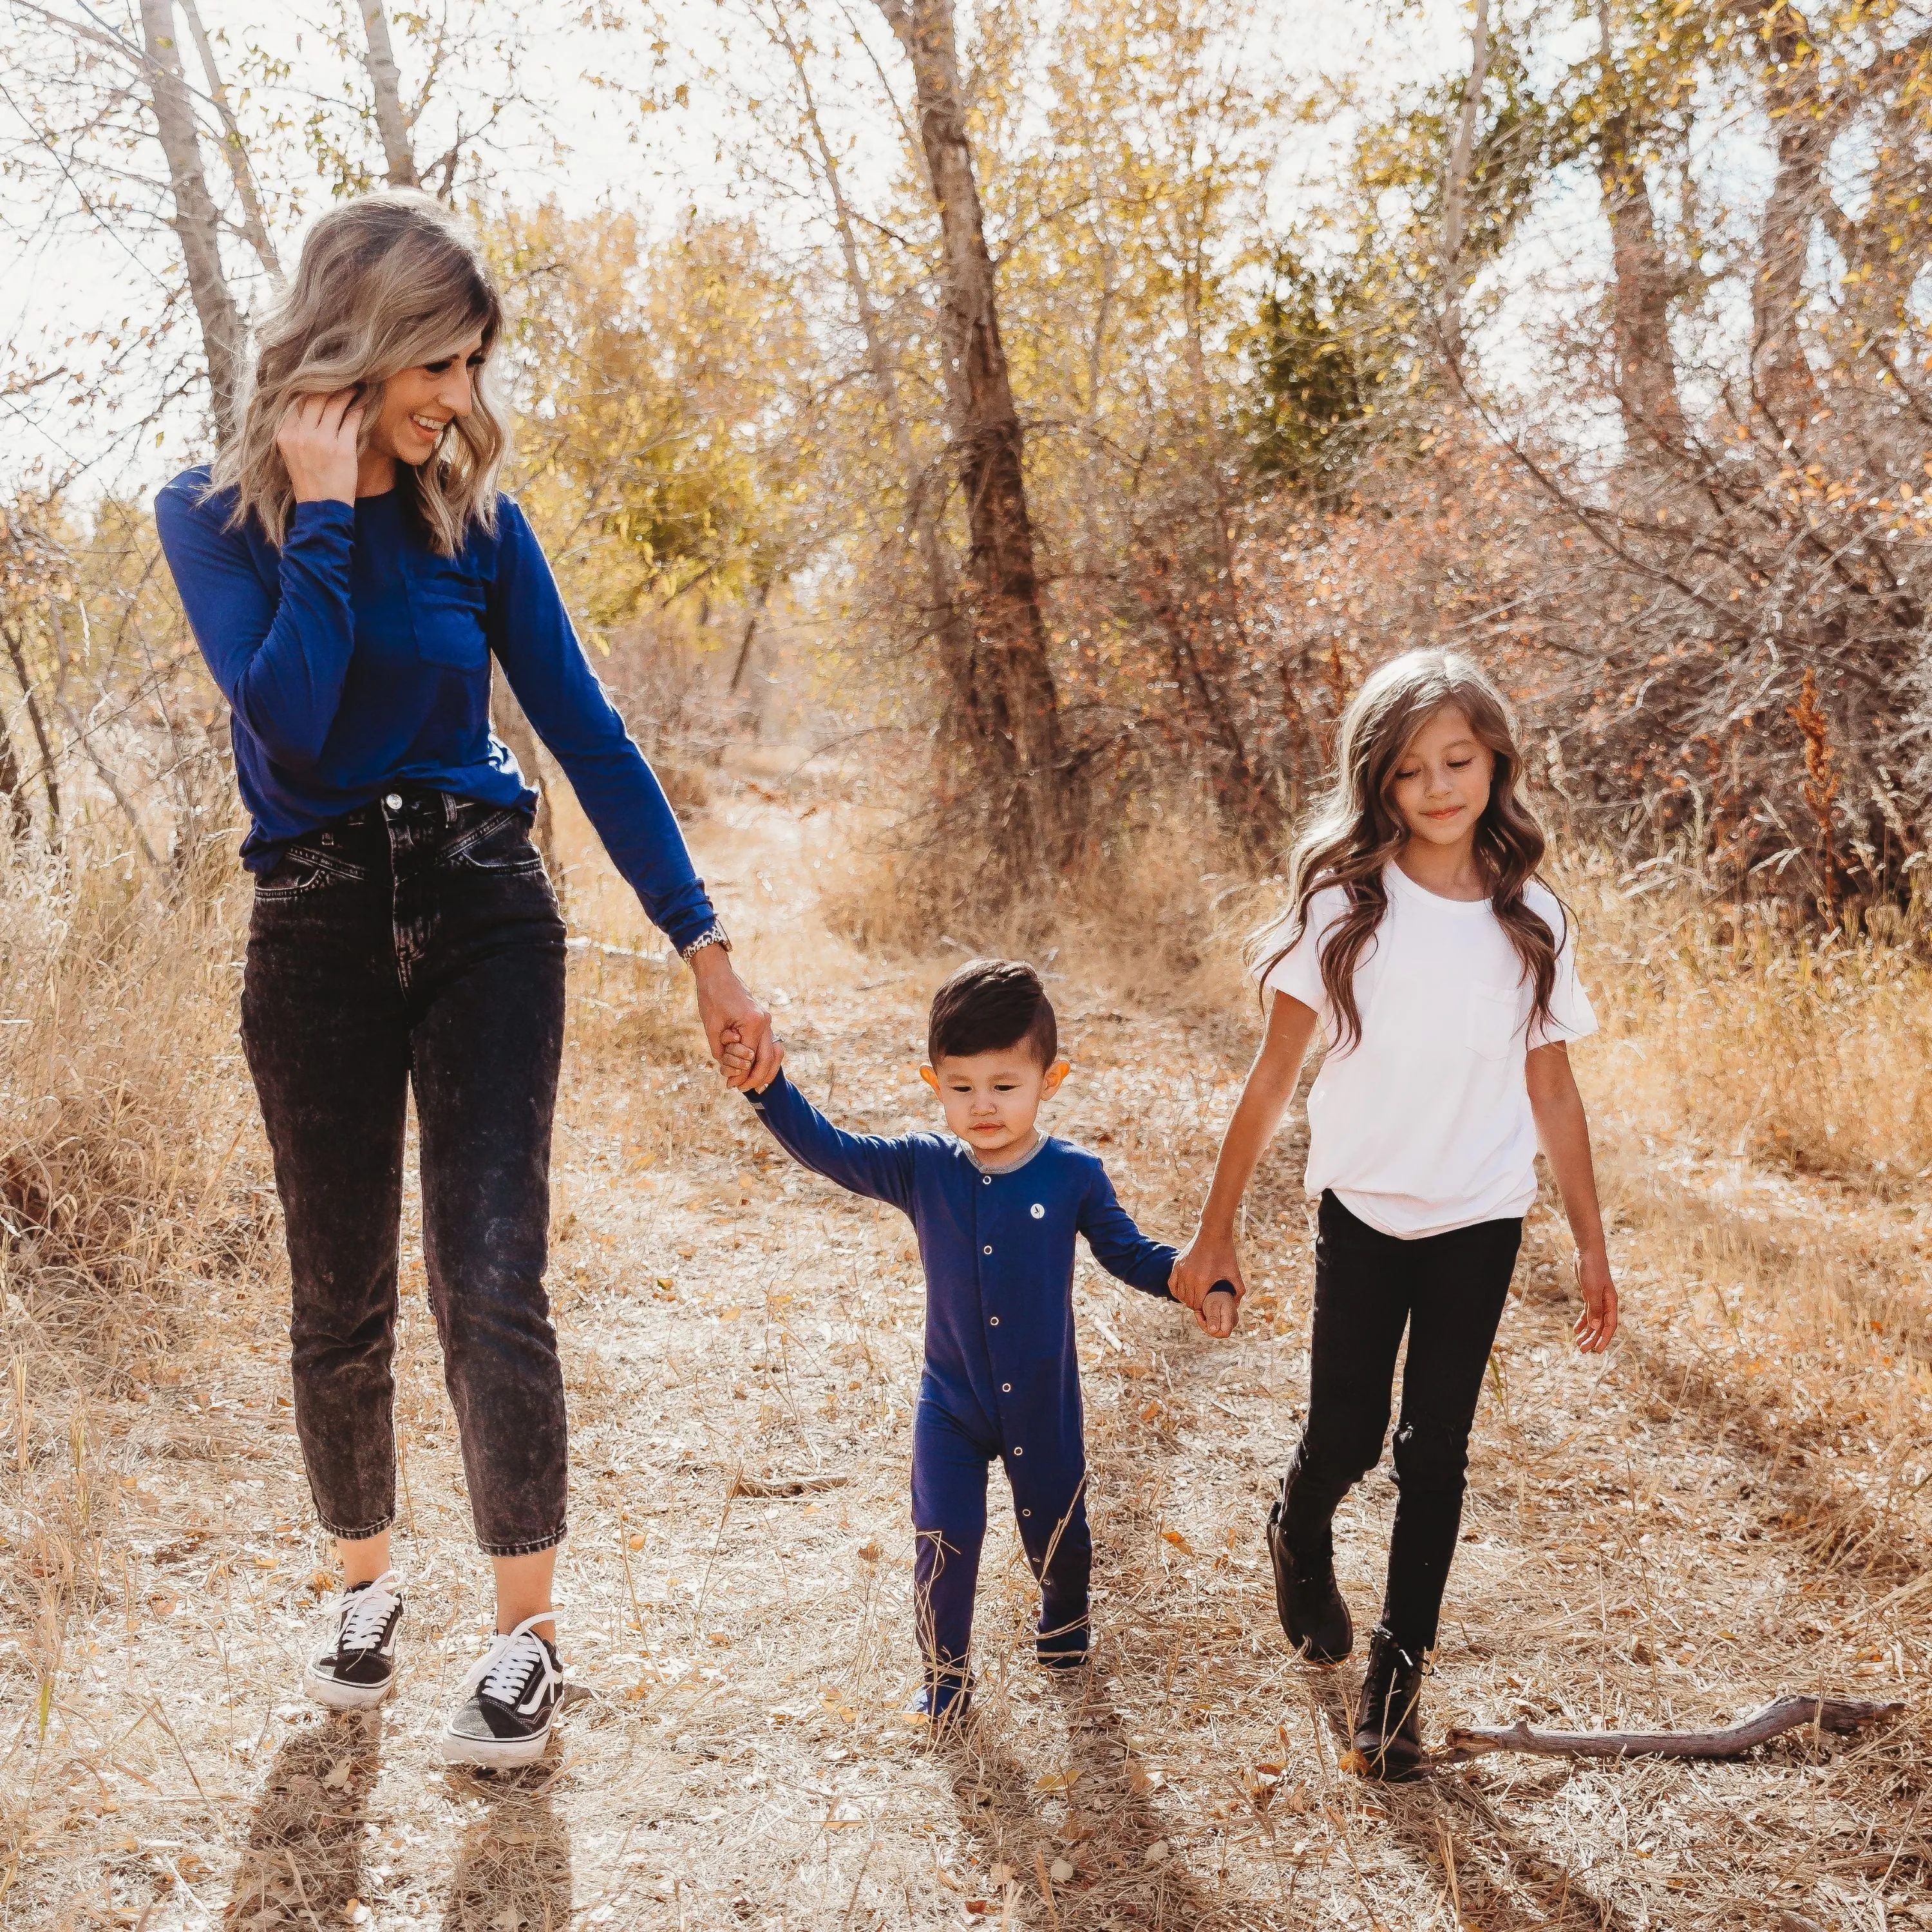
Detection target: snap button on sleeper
<box><xmin>1002</xmin><ymin>1383</ymin><xmax>1012</xmax><ymax>1393</ymax></box>
<box><xmin>982</xmin><ymin>1175</ymin><xmax>991</xmax><ymax>1185</ymax></box>
<box><xmin>983</xmin><ymin>1244</ymin><xmax>992</xmax><ymax>1255</ymax></box>
<box><xmin>1030</xmin><ymin>1203</ymin><xmax>1045</xmax><ymax>1219</ymax></box>
<box><xmin>1013</xmin><ymin>1445</ymin><xmax>1023</xmax><ymax>1455</ymax></box>
<box><xmin>1022</xmin><ymin>1508</ymin><xmax>1032</xmax><ymax>1518</ymax></box>
<box><xmin>989</xmin><ymin>1316</ymin><xmax>999</xmax><ymax>1326</ymax></box>
<box><xmin>384</xmin><ymin>791</ymin><xmax>403</xmax><ymax>811</ymax></box>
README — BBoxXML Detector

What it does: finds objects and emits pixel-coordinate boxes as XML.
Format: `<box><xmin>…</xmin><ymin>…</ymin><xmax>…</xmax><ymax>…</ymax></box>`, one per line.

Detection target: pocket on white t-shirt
<box><xmin>1464</xmin><ymin>982</ymin><xmax>1520</xmax><ymax>1059</ymax></box>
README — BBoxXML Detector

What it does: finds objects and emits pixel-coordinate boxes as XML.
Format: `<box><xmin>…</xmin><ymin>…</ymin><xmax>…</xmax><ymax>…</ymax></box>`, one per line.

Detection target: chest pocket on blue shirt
<box><xmin>406</xmin><ymin>554</ymin><xmax>489</xmax><ymax>672</ymax></box>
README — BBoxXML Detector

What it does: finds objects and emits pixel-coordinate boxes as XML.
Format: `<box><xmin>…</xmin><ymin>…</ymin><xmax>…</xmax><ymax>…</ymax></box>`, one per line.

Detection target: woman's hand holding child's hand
<box><xmin>1171</xmin><ymin>1227</ymin><xmax>1245</xmax><ymax>1314</ymax></box>
<box><xmin>1573</xmin><ymin>1250</ymin><xmax>1618</xmax><ymax>1352</ymax></box>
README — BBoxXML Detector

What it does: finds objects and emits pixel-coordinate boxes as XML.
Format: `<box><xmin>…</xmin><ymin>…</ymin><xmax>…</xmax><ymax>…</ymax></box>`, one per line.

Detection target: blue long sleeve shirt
<box><xmin>746</xmin><ymin>1071</ymin><xmax>1177</xmax><ymax>1456</ymax></box>
<box><xmin>154</xmin><ymin>469</ymin><xmax>717</xmax><ymax>952</ymax></box>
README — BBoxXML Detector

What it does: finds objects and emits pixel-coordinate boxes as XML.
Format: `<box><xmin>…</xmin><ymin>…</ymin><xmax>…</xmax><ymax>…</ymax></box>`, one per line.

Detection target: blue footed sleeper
<box><xmin>743</xmin><ymin>1071</ymin><xmax>1177</xmax><ymax>1694</ymax></box>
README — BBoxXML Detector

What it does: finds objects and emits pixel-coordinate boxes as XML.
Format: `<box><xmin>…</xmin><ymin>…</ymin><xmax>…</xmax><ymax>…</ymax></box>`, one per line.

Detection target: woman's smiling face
<box><xmin>1388</xmin><ymin>703</ymin><xmax>1495</xmax><ymax>849</ymax></box>
<box><xmin>368</xmin><ymin>328</ymin><xmax>487</xmax><ymax>468</ymax></box>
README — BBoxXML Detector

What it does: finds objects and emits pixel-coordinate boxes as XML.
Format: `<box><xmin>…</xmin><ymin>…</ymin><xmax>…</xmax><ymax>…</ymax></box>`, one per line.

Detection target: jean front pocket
<box><xmin>441</xmin><ymin>807</ymin><xmax>545</xmax><ymax>876</ymax></box>
<box><xmin>1464</xmin><ymin>982</ymin><xmax>1520</xmax><ymax>1060</ymax></box>
<box><xmin>255</xmin><ymin>844</ymin><xmax>370</xmax><ymax>902</ymax></box>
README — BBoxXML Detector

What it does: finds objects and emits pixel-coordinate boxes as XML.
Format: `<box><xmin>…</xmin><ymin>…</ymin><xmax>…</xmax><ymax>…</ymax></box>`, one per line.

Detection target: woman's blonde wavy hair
<box><xmin>211</xmin><ymin>191</ymin><xmax>506</xmax><ymax>556</ymax></box>
<box><xmin>1250</xmin><ymin>649</ymin><xmax>1567</xmax><ymax>1050</ymax></box>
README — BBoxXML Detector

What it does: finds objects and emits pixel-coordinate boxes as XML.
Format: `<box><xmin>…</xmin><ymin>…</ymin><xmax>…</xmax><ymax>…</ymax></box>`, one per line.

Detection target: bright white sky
<box><xmin>0</xmin><ymin>0</ymin><xmax>1516</xmax><ymax>495</ymax></box>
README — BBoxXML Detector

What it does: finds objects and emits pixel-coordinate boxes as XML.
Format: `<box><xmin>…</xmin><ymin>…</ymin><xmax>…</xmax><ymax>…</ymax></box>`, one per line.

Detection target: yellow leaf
<box><xmin>1162</xmin><ymin>1528</ymin><xmax>1194</xmax><ymax>1554</ymax></box>
<box><xmin>1033</xmin><ymin>1765</ymin><xmax>1083</xmax><ymax>1793</ymax></box>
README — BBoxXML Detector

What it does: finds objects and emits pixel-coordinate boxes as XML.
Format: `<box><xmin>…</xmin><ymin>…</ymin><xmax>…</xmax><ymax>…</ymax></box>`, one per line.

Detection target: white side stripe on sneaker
<box><xmin>462</xmin><ymin>1611</ymin><xmax>560</xmax><ymax>1716</ymax></box>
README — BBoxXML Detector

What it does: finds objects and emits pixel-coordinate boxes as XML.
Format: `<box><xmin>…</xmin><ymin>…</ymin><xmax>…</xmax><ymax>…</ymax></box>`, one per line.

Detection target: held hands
<box><xmin>1170</xmin><ymin>1230</ymin><xmax>1245</xmax><ymax>1339</ymax></box>
<box><xmin>690</xmin><ymin>945</ymin><xmax>782</xmax><ymax>1092</ymax></box>
<box><xmin>276</xmin><ymin>390</ymin><xmax>363</xmax><ymax>504</ymax></box>
<box><xmin>1573</xmin><ymin>1249</ymin><xmax>1618</xmax><ymax>1353</ymax></box>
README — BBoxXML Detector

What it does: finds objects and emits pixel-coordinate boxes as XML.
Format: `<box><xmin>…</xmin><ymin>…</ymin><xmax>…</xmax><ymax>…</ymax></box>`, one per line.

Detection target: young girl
<box><xmin>1172</xmin><ymin>649</ymin><xmax>1617</xmax><ymax>1781</ymax></box>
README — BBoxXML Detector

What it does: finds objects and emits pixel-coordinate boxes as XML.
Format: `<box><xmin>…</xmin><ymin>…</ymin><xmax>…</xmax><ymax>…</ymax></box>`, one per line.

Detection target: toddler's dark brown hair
<box><xmin>927</xmin><ymin>959</ymin><xmax>1057</xmax><ymax>1068</ymax></box>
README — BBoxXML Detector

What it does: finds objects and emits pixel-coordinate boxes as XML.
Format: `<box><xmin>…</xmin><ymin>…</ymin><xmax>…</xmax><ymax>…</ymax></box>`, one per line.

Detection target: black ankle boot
<box><xmin>1351</xmin><ymin>1625</ymin><xmax>1428</xmax><ymax>1781</ymax></box>
<box><xmin>1267</xmin><ymin>1496</ymin><xmax>1354</xmax><ymax>1663</ymax></box>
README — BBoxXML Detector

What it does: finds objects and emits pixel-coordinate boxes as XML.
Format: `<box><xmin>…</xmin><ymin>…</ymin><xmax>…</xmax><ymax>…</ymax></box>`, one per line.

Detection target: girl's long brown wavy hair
<box><xmin>210</xmin><ymin>191</ymin><xmax>506</xmax><ymax>556</ymax></box>
<box><xmin>1250</xmin><ymin>650</ymin><xmax>1565</xmax><ymax>1051</ymax></box>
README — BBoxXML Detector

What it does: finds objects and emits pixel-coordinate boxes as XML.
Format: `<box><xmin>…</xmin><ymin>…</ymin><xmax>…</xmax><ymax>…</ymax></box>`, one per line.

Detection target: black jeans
<box><xmin>1279</xmin><ymin>1191</ymin><xmax>1522</xmax><ymax>1653</ymax></box>
<box><xmin>240</xmin><ymin>790</ymin><xmax>569</xmax><ymax>1556</ymax></box>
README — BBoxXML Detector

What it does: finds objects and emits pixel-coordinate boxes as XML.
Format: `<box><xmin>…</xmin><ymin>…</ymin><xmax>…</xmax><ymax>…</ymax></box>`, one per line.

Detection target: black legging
<box><xmin>1279</xmin><ymin>1191</ymin><xmax>1522</xmax><ymax>1653</ymax></box>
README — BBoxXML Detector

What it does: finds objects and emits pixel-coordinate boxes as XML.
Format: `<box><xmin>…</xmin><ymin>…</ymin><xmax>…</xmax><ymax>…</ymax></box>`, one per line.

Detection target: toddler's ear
<box><xmin>1040</xmin><ymin>1057</ymin><xmax>1072</xmax><ymax>1099</ymax></box>
<box><xmin>918</xmin><ymin>1065</ymin><xmax>940</xmax><ymax>1094</ymax></box>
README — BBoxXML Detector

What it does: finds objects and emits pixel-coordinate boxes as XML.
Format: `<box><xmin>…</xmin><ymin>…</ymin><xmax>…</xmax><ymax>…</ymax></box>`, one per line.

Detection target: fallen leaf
<box><xmin>1049</xmin><ymin>1857</ymin><xmax>1075</xmax><ymax>1884</ymax></box>
<box><xmin>321</xmin><ymin>1759</ymin><xmax>352</xmax><ymax>1791</ymax></box>
<box><xmin>1033</xmin><ymin>1765</ymin><xmax>1083</xmax><ymax>1793</ymax></box>
<box><xmin>1162</xmin><ymin>1528</ymin><xmax>1194</xmax><ymax>1554</ymax></box>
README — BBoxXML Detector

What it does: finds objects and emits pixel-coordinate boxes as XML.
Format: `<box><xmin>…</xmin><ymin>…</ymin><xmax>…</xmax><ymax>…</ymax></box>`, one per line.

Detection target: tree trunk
<box><xmin>139</xmin><ymin>0</ymin><xmax>246</xmax><ymax>447</ymax></box>
<box><xmin>874</xmin><ymin>0</ymin><xmax>1067</xmax><ymax>858</ymax></box>
<box><xmin>1732</xmin><ymin>1</ymin><xmax>1830</xmax><ymax>437</ymax></box>
<box><xmin>1594</xmin><ymin>6</ymin><xmax>1685</xmax><ymax>455</ymax></box>
<box><xmin>0</xmin><ymin>706</ymin><xmax>32</xmax><ymax>847</ymax></box>
<box><xmin>178</xmin><ymin>0</ymin><xmax>281</xmax><ymax>282</ymax></box>
<box><xmin>359</xmin><ymin>1</ymin><xmax>419</xmax><ymax>188</ymax></box>
<box><xmin>772</xmin><ymin>3</ymin><xmax>977</xmax><ymax>741</ymax></box>
<box><xmin>1439</xmin><ymin>0</ymin><xmax>1492</xmax><ymax>381</ymax></box>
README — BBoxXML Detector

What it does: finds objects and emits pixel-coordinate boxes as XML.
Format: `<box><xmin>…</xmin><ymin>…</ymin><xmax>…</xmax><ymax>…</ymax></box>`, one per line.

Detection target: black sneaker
<box><xmin>440</xmin><ymin>1613</ymin><xmax>564</xmax><ymax>1768</ymax></box>
<box><xmin>303</xmin><ymin>1571</ymin><xmax>403</xmax><ymax>1710</ymax></box>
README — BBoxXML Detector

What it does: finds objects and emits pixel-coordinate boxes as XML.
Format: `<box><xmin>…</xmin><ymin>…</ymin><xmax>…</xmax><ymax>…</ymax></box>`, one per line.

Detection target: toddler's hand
<box><xmin>718</xmin><ymin>1024</ymin><xmax>758</xmax><ymax>1085</ymax></box>
<box><xmin>1197</xmin><ymin>1284</ymin><xmax>1238</xmax><ymax>1339</ymax></box>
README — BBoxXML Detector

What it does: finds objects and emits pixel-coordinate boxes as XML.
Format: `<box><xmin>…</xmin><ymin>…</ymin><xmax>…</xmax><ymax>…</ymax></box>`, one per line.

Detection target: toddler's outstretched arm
<box><xmin>1172</xmin><ymin>992</ymin><xmax>1321</xmax><ymax>1312</ymax></box>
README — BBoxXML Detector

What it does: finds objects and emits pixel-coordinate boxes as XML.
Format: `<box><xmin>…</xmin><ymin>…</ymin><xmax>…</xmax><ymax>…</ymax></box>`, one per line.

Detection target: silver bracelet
<box><xmin>678</xmin><ymin>920</ymin><xmax>732</xmax><ymax>962</ymax></box>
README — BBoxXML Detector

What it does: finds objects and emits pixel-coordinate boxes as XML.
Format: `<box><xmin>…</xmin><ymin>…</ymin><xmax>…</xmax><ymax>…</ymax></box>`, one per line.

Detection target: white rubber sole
<box><xmin>303</xmin><ymin>1662</ymin><xmax>393</xmax><ymax>1710</ymax></box>
<box><xmin>438</xmin><ymin>1716</ymin><xmax>554</xmax><ymax>1768</ymax></box>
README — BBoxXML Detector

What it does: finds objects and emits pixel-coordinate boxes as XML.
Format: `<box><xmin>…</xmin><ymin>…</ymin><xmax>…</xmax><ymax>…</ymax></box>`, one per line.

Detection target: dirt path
<box><xmin>6</xmin><ymin>782</ymin><xmax>1926</xmax><ymax>1931</ymax></box>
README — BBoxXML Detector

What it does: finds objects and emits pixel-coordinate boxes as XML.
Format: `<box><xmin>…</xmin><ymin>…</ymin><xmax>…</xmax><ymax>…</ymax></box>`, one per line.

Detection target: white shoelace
<box><xmin>464</xmin><ymin>1611</ymin><xmax>561</xmax><ymax>1714</ymax></box>
<box><xmin>331</xmin><ymin>1570</ymin><xmax>400</xmax><ymax>1653</ymax></box>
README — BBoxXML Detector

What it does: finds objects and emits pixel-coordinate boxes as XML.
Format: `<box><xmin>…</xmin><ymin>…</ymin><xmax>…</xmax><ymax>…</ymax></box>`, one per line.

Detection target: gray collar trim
<box><xmin>965</xmin><ymin>1133</ymin><xmax>1052</xmax><ymax>1177</ymax></box>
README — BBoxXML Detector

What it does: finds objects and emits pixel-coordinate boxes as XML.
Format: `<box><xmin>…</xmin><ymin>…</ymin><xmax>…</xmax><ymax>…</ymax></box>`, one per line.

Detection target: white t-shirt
<box><xmin>1262</xmin><ymin>864</ymin><xmax>1597</xmax><ymax>1238</ymax></box>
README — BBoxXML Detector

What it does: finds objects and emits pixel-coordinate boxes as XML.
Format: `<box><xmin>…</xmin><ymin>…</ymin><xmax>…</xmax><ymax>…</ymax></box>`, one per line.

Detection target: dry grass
<box><xmin>1</xmin><ymin>782</ymin><xmax>1926</xmax><ymax>1931</ymax></box>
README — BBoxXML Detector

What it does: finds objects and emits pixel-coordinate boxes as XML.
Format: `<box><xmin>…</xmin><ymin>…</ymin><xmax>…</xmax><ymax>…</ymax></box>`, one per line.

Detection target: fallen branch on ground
<box><xmin>726</xmin><ymin>1472</ymin><xmax>852</xmax><ymax>1499</ymax></box>
<box><xmin>1438</xmin><ymin>1695</ymin><xmax>1902</xmax><ymax>1764</ymax></box>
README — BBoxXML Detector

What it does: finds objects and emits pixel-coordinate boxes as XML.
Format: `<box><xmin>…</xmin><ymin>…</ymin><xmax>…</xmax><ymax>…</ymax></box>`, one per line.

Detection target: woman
<box><xmin>156</xmin><ymin>191</ymin><xmax>780</xmax><ymax>1768</ymax></box>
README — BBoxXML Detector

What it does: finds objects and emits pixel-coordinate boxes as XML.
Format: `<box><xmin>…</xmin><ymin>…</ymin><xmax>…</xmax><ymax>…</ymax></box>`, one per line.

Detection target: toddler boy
<box><xmin>728</xmin><ymin>959</ymin><xmax>1233</xmax><ymax>1727</ymax></box>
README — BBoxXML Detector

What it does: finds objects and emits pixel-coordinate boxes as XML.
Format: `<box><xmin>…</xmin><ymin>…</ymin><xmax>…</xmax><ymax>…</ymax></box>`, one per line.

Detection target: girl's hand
<box><xmin>1171</xmin><ymin>1230</ymin><xmax>1245</xmax><ymax>1312</ymax></box>
<box><xmin>1574</xmin><ymin>1251</ymin><xmax>1618</xmax><ymax>1352</ymax></box>
<box><xmin>276</xmin><ymin>390</ymin><xmax>363</xmax><ymax>504</ymax></box>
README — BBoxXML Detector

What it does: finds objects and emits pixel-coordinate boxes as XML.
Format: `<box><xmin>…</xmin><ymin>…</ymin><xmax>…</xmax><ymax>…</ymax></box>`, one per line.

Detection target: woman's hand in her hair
<box><xmin>277</xmin><ymin>390</ymin><xmax>363</xmax><ymax>505</ymax></box>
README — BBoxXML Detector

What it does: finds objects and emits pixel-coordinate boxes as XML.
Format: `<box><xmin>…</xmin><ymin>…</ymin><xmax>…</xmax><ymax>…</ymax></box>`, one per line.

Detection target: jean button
<box><xmin>384</xmin><ymin>792</ymin><xmax>403</xmax><ymax>811</ymax></box>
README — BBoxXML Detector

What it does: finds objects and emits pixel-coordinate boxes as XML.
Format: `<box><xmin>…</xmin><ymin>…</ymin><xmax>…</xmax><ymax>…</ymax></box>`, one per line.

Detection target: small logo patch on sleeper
<box><xmin>1030</xmin><ymin>1203</ymin><xmax>1045</xmax><ymax>1219</ymax></box>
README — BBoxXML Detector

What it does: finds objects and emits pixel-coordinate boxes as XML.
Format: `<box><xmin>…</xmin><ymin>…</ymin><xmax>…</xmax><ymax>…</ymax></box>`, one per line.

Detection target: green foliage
<box><xmin>1243</xmin><ymin>249</ymin><xmax>1387</xmax><ymax>496</ymax></box>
